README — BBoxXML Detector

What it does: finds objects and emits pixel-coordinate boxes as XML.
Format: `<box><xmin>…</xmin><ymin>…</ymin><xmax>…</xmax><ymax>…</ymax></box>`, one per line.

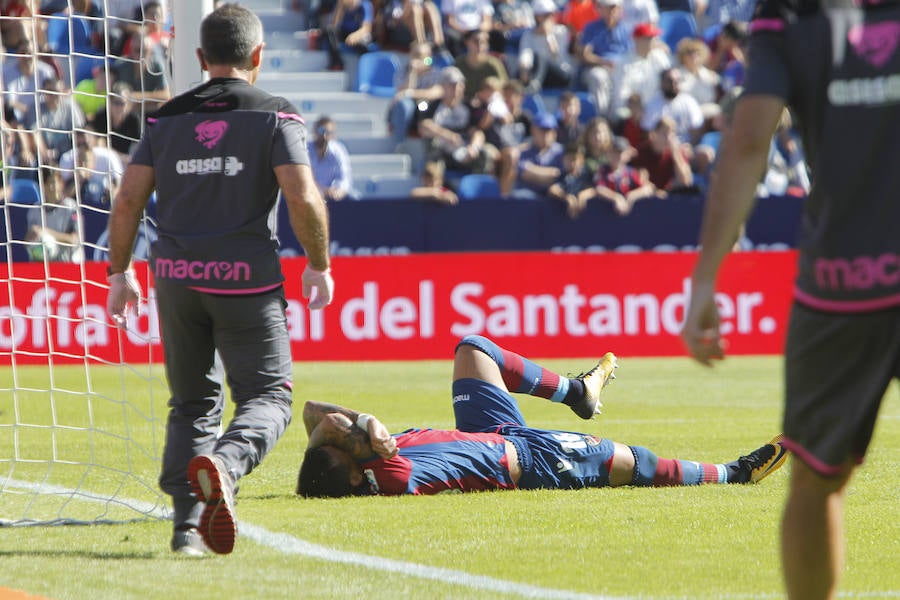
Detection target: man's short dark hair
<box><xmin>200</xmin><ymin>3</ymin><xmax>263</xmax><ymax>68</ymax></box>
<box><xmin>297</xmin><ymin>447</ymin><xmax>359</xmax><ymax>498</ymax></box>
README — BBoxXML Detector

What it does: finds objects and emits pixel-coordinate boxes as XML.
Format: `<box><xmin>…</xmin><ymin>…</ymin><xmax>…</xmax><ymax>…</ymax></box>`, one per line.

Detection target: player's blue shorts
<box><xmin>451</xmin><ymin>378</ymin><xmax>616</xmax><ymax>490</ymax></box>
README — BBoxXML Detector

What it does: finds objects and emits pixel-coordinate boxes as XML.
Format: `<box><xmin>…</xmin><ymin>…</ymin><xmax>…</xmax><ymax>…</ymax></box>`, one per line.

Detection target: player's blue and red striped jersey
<box><xmin>358</xmin><ymin>428</ymin><xmax>517</xmax><ymax>495</ymax></box>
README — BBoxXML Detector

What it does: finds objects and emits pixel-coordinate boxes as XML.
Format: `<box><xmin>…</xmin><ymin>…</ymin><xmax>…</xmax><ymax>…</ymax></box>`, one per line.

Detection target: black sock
<box><xmin>562</xmin><ymin>378</ymin><xmax>585</xmax><ymax>407</ymax></box>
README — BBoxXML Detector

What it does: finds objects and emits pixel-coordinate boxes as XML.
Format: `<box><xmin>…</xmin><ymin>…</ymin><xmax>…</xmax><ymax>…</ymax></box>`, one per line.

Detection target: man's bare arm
<box><xmin>693</xmin><ymin>95</ymin><xmax>785</xmax><ymax>282</ymax></box>
<box><xmin>275</xmin><ymin>164</ymin><xmax>331</xmax><ymax>272</ymax></box>
<box><xmin>306</xmin><ymin>413</ymin><xmax>376</xmax><ymax>461</ymax></box>
<box><xmin>682</xmin><ymin>94</ymin><xmax>785</xmax><ymax>364</ymax></box>
<box><xmin>303</xmin><ymin>400</ymin><xmax>398</xmax><ymax>459</ymax></box>
<box><xmin>107</xmin><ymin>164</ymin><xmax>155</xmax><ymax>273</ymax></box>
<box><xmin>303</xmin><ymin>400</ymin><xmax>363</xmax><ymax>435</ymax></box>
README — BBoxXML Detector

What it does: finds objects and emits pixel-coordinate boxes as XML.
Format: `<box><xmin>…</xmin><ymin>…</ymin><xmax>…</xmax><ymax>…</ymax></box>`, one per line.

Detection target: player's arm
<box><xmin>303</xmin><ymin>400</ymin><xmax>398</xmax><ymax>459</ymax></box>
<box><xmin>682</xmin><ymin>94</ymin><xmax>784</xmax><ymax>364</ymax></box>
<box><xmin>276</xmin><ymin>164</ymin><xmax>331</xmax><ymax>272</ymax></box>
<box><xmin>694</xmin><ymin>95</ymin><xmax>784</xmax><ymax>278</ymax></box>
<box><xmin>107</xmin><ymin>164</ymin><xmax>155</xmax><ymax>274</ymax></box>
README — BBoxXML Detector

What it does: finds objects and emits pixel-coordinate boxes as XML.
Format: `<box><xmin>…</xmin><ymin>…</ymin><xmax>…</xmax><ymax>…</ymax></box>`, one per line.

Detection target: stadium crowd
<box><xmin>1</xmin><ymin>0</ymin><xmax>811</xmax><ymax>265</ymax></box>
<box><xmin>1</xmin><ymin>0</ymin><xmax>173</xmax><ymax>262</ymax></box>
<box><xmin>304</xmin><ymin>0</ymin><xmax>810</xmax><ymax>206</ymax></box>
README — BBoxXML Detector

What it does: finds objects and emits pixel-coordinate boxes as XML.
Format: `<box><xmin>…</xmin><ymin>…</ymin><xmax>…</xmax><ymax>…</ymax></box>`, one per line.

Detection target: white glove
<box><xmin>301</xmin><ymin>265</ymin><xmax>334</xmax><ymax>310</ymax></box>
<box><xmin>107</xmin><ymin>270</ymin><xmax>143</xmax><ymax>328</ymax></box>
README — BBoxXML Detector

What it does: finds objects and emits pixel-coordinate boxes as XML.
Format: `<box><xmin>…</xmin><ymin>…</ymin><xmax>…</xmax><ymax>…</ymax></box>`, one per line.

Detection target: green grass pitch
<box><xmin>0</xmin><ymin>355</ymin><xmax>897</xmax><ymax>599</ymax></box>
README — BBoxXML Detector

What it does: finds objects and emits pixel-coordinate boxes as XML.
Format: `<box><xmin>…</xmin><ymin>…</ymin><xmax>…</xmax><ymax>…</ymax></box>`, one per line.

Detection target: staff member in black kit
<box><xmin>105</xmin><ymin>3</ymin><xmax>334</xmax><ymax>556</ymax></box>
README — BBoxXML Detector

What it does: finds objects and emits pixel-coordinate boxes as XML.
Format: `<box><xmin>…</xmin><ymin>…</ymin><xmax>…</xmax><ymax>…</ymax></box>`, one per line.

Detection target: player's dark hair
<box><xmin>297</xmin><ymin>447</ymin><xmax>358</xmax><ymax>498</ymax></box>
<box><xmin>200</xmin><ymin>3</ymin><xmax>263</xmax><ymax>69</ymax></box>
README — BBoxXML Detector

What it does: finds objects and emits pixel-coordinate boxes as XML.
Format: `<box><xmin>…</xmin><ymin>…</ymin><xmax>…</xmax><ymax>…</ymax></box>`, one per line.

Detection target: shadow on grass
<box><xmin>0</xmin><ymin>549</ymin><xmax>160</xmax><ymax>560</ymax></box>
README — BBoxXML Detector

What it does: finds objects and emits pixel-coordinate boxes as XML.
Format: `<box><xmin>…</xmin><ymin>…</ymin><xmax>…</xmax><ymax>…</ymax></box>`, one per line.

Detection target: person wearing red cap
<box><xmin>610</xmin><ymin>21</ymin><xmax>671</xmax><ymax>117</ymax></box>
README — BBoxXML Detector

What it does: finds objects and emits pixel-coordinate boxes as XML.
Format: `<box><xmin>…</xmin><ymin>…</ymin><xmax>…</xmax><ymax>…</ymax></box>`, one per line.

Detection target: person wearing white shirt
<box><xmin>640</xmin><ymin>67</ymin><xmax>704</xmax><ymax>144</ymax></box>
<box><xmin>442</xmin><ymin>0</ymin><xmax>493</xmax><ymax>56</ymax></box>
<box><xmin>610</xmin><ymin>22</ymin><xmax>671</xmax><ymax>117</ymax></box>
<box><xmin>674</xmin><ymin>37</ymin><xmax>720</xmax><ymax>115</ymax></box>
<box><xmin>59</xmin><ymin>129</ymin><xmax>125</xmax><ymax>207</ymax></box>
<box><xmin>517</xmin><ymin>0</ymin><xmax>575</xmax><ymax>93</ymax></box>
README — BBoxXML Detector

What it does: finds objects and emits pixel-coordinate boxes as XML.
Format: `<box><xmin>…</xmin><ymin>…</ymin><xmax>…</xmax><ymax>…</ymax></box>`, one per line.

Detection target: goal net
<box><xmin>0</xmin><ymin>0</ymin><xmax>180</xmax><ymax>525</ymax></box>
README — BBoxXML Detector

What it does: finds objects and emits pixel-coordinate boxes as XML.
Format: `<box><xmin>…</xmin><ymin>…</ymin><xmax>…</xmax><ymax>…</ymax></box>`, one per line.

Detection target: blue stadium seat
<box><xmin>658</xmin><ymin>11</ymin><xmax>698</xmax><ymax>53</ymax></box>
<box><xmin>10</xmin><ymin>178</ymin><xmax>41</xmax><ymax>205</ymax></box>
<box><xmin>457</xmin><ymin>174</ymin><xmax>502</xmax><ymax>200</ymax></box>
<box><xmin>522</xmin><ymin>94</ymin><xmax>547</xmax><ymax>120</ymax></box>
<box><xmin>355</xmin><ymin>51</ymin><xmax>401</xmax><ymax>97</ymax></box>
<box><xmin>574</xmin><ymin>91</ymin><xmax>598</xmax><ymax>123</ymax></box>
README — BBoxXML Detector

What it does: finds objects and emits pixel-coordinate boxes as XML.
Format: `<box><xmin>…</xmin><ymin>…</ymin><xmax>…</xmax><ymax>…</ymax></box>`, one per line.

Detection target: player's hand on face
<box><xmin>367</xmin><ymin>417</ymin><xmax>398</xmax><ymax>459</ymax></box>
<box><xmin>301</xmin><ymin>265</ymin><xmax>334</xmax><ymax>310</ymax></box>
<box><xmin>681</xmin><ymin>279</ymin><xmax>725</xmax><ymax>366</ymax></box>
<box><xmin>107</xmin><ymin>271</ymin><xmax>143</xmax><ymax>328</ymax></box>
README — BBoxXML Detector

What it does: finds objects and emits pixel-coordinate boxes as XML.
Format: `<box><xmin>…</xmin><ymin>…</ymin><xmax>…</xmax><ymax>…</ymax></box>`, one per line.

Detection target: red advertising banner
<box><xmin>0</xmin><ymin>252</ymin><xmax>797</xmax><ymax>364</ymax></box>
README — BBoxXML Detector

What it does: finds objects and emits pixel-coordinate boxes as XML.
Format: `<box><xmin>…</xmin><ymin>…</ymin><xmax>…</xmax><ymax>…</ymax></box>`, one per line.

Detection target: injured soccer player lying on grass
<box><xmin>297</xmin><ymin>335</ymin><xmax>788</xmax><ymax>497</ymax></box>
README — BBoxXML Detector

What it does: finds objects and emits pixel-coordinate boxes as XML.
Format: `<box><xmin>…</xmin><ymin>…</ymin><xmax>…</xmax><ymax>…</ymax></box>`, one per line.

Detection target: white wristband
<box><xmin>355</xmin><ymin>413</ymin><xmax>372</xmax><ymax>432</ymax></box>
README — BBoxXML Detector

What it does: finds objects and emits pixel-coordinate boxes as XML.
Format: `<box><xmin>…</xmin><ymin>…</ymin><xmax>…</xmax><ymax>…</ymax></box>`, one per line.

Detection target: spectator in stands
<box><xmin>291</xmin><ymin>0</ymin><xmax>336</xmax><ymax>30</ymax></box>
<box><xmin>610</xmin><ymin>22</ymin><xmax>670</xmax><ymax>118</ymax></box>
<box><xmin>580</xmin><ymin>115</ymin><xmax>613</xmax><ymax>174</ymax></box>
<box><xmin>91</xmin><ymin>81</ymin><xmax>141</xmax><ymax>162</ymax></box>
<box><xmin>441</xmin><ymin>0</ymin><xmax>493</xmax><ymax>57</ymax></box>
<box><xmin>578</xmin><ymin>0</ymin><xmax>633</xmax><ymax>117</ymax></box>
<box><xmin>323</xmin><ymin>0</ymin><xmax>374</xmax><ymax>70</ymax></box>
<box><xmin>3</xmin><ymin>38</ymin><xmax>57</xmax><ymax>128</ymax></box>
<box><xmin>619</xmin><ymin>0</ymin><xmax>659</xmax><ymax>40</ymax></box>
<box><xmin>631</xmin><ymin>115</ymin><xmax>694</xmax><ymax>193</ymax></box>
<box><xmin>1</xmin><ymin>0</ymin><xmax>32</xmax><ymax>52</ymax></box>
<box><xmin>308</xmin><ymin>115</ymin><xmax>358</xmax><ymax>201</ymax></box>
<box><xmin>715</xmin><ymin>22</ymin><xmax>747</xmax><ymax>94</ymax></box>
<box><xmin>25</xmin><ymin>166</ymin><xmax>82</xmax><ymax>263</ymax></box>
<box><xmin>387</xmin><ymin>41</ymin><xmax>444</xmax><ymax>145</ymax></box>
<box><xmin>616</xmin><ymin>91</ymin><xmax>647</xmax><ymax>148</ymax></box>
<box><xmin>559</xmin><ymin>0</ymin><xmax>599</xmax><ymax>36</ymax></box>
<box><xmin>118</xmin><ymin>1</ymin><xmax>172</xmax><ymax>111</ymax></box>
<box><xmin>640</xmin><ymin>67</ymin><xmax>705</xmax><ymax>144</ymax></box>
<box><xmin>555</xmin><ymin>91</ymin><xmax>585</xmax><ymax>147</ymax></box>
<box><xmin>43</xmin><ymin>0</ymin><xmax>105</xmax><ymax>52</ymax></box>
<box><xmin>74</xmin><ymin>64</ymin><xmax>112</xmax><ymax>121</ymax></box>
<box><xmin>469</xmin><ymin>76</ymin><xmax>511</xmax><ymax>134</ymax></box>
<box><xmin>454</xmin><ymin>29</ymin><xmax>508</xmax><ymax>104</ymax></box>
<box><xmin>377</xmin><ymin>0</ymin><xmax>446</xmax><ymax>52</ymax></box>
<box><xmin>547</xmin><ymin>142</ymin><xmax>591</xmax><ymax>218</ymax></box>
<box><xmin>59</xmin><ymin>128</ymin><xmax>124</xmax><ymax>207</ymax></box>
<box><xmin>583</xmin><ymin>134</ymin><xmax>654</xmax><ymax>214</ymax></box>
<box><xmin>706</xmin><ymin>19</ymin><xmax>746</xmax><ymax>76</ymax></box>
<box><xmin>419</xmin><ymin>66</ymin><xmax>498</xmax><ymax>176</ymax></box>
<box><xmin>489</xmin><ymin>0</ymin><xmax>534</xmax><ymax>54</ymax></box>
<box><xmin>103</xmin><ymin>0</ymin><xmax>170</xmax><ymax>55</ymax></box>
<box><xmin>702</xmin><ymin>0</ymin><xmax>755</xmax><ymax>30</ymax></box>
<box><xmin>674</xmin><ymin>37</ymin><xmax>720</xmax><ymax>114</ymax></box>
<box><xmin>514</xmin><ymin>111</ymin><xmax>565</xmax><ymax>198</ymax></box>
<box><xmin>517</xmin><ymin>0</ymin><xmax>575</xmax><ymax>94</ymax></box>
<box><xmin>410</xmin><ymin>160</ymin><xmax>459</xmax><ymax>204</ymax></box>
<box><xmin>3</xmin><ymin>121</ymin><xmax>39</xmax><ymax>179</ymax></box>
<box><xmin>37</xmin><ymin>77</ymin><xmax>86</xmax><ymax>164</ymax></box>
<box><xmin>489</xmin><ymin>79</ymin><xmax>532</xmax><ymax>196</ymax></box>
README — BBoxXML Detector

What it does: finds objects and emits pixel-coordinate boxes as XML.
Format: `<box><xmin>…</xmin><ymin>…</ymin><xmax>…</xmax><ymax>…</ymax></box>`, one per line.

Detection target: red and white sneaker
<box><xmin>188</xmin><ymin>454</ymin><xmax>237</xmax><ymax>555</ymax></box>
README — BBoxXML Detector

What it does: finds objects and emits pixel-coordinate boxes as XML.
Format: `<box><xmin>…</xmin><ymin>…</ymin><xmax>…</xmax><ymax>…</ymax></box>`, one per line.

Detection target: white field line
<box><xmin>2</xmin><ymin>477</ymin><xmax>614</xmax><ymax>599</ymax></box>
<box><xmin>3</xmin><ymin>478</ymin><xmax>897</xmax><ymax>599</ymax></box>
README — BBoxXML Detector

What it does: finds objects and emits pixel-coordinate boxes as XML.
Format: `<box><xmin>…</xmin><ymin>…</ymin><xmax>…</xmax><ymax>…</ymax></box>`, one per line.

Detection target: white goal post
<box><xmin>0</xmin><ymin>0</ymin><xmax>213</xmax><ymax>526</ymax></box>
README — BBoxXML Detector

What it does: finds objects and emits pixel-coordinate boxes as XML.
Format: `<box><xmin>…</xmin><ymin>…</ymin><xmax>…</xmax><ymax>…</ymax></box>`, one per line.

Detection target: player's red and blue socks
<box><xmin>456</xmin><ymin>335</ymin><xmax>585</xmax><ymax>405</ymax></box>
<box><xmin>630</xmin><ymin>445</ymin><xmax>730</xmax><ymax>485</ymax></box>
